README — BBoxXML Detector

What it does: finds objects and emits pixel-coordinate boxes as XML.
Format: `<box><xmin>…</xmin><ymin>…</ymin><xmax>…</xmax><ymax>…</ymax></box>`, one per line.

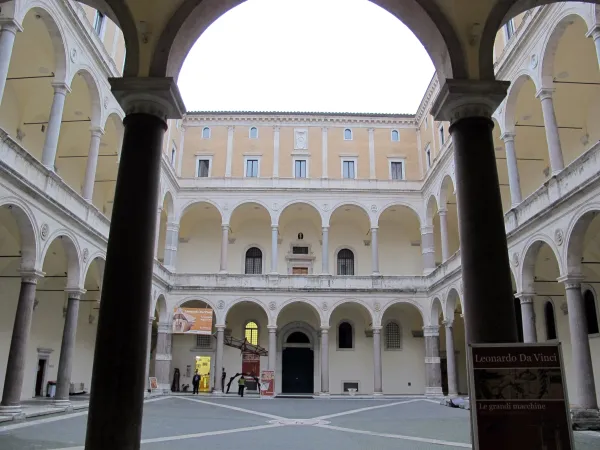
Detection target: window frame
<box><xmin>337</xmin><ymin>320</ymin><xmax>355</xmax><ymax>350</ymax></box>
<box><xmin>504</xmin><ymin>18</ymin><xmax>516</xmax><ymax>42</ymax></box>
<box><xmin>336</xmin><ymin>247</ymin><xmax>355</xmax><ymax>275</ymax></box>
<box><xmin>343</xmin><ymin>128</ymin><xmax>353</xmax><ymax>141</ymax></box>
<box><xmin>244</xmin><ymin>156</ymin><xmax>261</xmax><ymax>178</ymax></box>
<box><xmin>341</xmin><ymin>158</ymin><xmax>357</xmax><ymax>179</ymax></box>
<box><xmin>201</xmin><ymin>127</ymin><xmax>211</xmax><ymax>139</ymax></box>
<box><xmin>249</xmin><ymin>127</ymin><xmax>259</xmax><ymax>139</ymax></box>
<box><xmin>243</xmin><ymin>320</ymin><xmax>260</xmax><ymax>346</ymax></box>
<box><xmin>93</xmin><ymin>11</ymin><xmax>106</xmax><ymax>38</ymax></box>
<box><xmin>195</xmin><ymin>155</ymin><xmax>213</xmax><ymax>178</ymax></box>
<box><xmin>384</xmin><ymin>320</ymin><xmax>402</xmax><ymax>351</ymax></box>
<box><xmin>293</xmin><ymin>157</ymin><xmax>309</xmax><ymax>178</ymax></box>
<box><xmin>425</xmin><ymin>144</ymin><xmax>432</xmax><ymax>169</ymax></box>
<box><xmin>388</xmin><ymin>158</ymin><xmax>406</xmax><ymax>180</ymax></box>
<box><xmin>170</xmin><ymin>147</ymin><xmax>176</xmax><ymax>167</ymax></box>
<box><xmin>438</xmin><ymin>124</ymin><xmax>445</xmax><ymax>147</ymax></box>
<box><xmin>391</xmin><ymin>129</ymin><xmax>400</xmax><ymax>142</ymax></box>
<box><xmin>244</xmin><ymin>246</ymin><xmax>263</xmax><ymax>274</ymax></box>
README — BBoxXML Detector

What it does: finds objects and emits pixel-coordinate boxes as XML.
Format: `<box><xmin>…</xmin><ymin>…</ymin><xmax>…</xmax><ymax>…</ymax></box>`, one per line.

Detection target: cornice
<box><xmin>415</xmin><ymin>76</ymin><xmax>440</xmax><ymax>124</ymax></box>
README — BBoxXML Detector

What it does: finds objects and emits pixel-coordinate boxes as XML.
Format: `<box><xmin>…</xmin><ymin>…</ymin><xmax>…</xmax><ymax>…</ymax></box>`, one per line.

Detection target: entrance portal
<box><xmin>35</xmin><ymin>359</ymin><xmax>46</xmax><ymax>397</ymax></box>
<box><xmin>195</xmin><ymin>356</ymin><xmax>211</xmax><ymax>392</ymax></box>
<box><xmin>282</xmin><ymin>331</ymin><xmax>314</xmax><ymax>394</ymax></box>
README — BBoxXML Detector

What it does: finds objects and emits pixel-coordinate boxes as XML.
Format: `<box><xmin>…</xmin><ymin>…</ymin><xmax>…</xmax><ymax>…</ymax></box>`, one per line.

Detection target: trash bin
<box><xmin>46</xmin><ymin>381</ymin><xmax>56</xmax><ymax>398</ymax></box>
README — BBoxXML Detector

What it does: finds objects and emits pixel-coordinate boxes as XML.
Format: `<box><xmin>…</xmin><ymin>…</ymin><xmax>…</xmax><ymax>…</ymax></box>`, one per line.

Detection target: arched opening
<box><xmin>444</xmin><ymin>289</ymin><xmax>467</xmax><ymax>395</ymax></box>
<box><xmin>277</xmin><ymin>301</ymin><xmax>321</xmax><ymax>394</ymax></box>
<box><xmin>156</xmin><ymin>192</ymin><xmax>174</xmax><ymax>264</ymax></box>
<box><xmin>170</xmin><ymin>300</ymin><xmax>216</xmax><ymax>392</ymax></box>
<box><xmin>377</xmin><ymin>205</ymin><xmax>422</xmax><ymax>275</ymax></box>
<box><xmin>277</xmin><ymin>202</ymin><xmax>322</xmax><ymax>274</ymax></box>
<box><xmin>426</xmin><ymin>195</ymin><xmax>442</xmax><ymax>266</ymax></box>
<box><xmin>491</xmin><ymin>117</ymin><xmax>514</xmax><ymax>212</ymax></box>
<box><xmin>541</xmin><ymin>14</ymin><xmax>600</xmax><ymax>168</ymax></box>
<box><xmin>0</xmin><ymin>8</ymin><xmax>66</xmax><ymax>162</ymax></box>
<box><xmin>439</xmin><ymin>175</ymin><xmax>460</xmax><ymax>257</ymax></box>
<box><xmin>93</xmin><ymin>113</ymin><xmax>122</xmax><ymax>217</ymax></box>
<box><xmin>229</xmin><ymin>202</ymin><xmax>271</xmax><ymax>274</ymax></box>
<box><xmin>177</xmin><ymin>202</ymin><xmax>222</xmax><ymax>273</ymax></box>
<box><xmin>330</xmin><ymin>204</ymin><xmax>370</xmax><ymax>275</ymax></box>
<box><xmin>380</xmin><ymin>301</ymin><xmax>425</xmax><ymax>394</ymax></box>
<box><xmin>244</xmin><ymin>247</ymin><xmax>262</xmax><ymax>274</ymax></box>
<box><xmin>223</xmin><ymin>300</ymin><xmax>269</xmax><ymax>393</ymax></box>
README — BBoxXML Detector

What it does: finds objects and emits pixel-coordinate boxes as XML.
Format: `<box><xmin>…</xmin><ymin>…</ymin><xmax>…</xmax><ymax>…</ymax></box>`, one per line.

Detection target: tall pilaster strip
<box><xmin>225</xmin><ymin>126</ymin><xmax>234</xmax><ymax>177</ymax></box>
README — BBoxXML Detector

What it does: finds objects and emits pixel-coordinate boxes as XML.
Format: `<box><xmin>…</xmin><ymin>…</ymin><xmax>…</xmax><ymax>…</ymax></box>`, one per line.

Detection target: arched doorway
<box><xmin>282</xmin><ymin>330</ymin><xmax>314</xmax><ymax>394</ymax></box>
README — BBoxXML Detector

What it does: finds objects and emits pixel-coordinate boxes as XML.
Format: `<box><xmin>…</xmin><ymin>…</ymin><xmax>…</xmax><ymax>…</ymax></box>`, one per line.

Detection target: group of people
<box><xmin>190</xmin><ymin>367</ymin><xmax>252</xmax><ymax>397</ymax></box>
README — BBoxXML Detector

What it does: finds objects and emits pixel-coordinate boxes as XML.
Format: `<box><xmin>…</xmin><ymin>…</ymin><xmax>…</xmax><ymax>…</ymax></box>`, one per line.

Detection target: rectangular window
<box><xmin>197</xmin><ymin>159</ymin><xmax>210</xmax><ymax>177</ymax></box>
<box><xmin>390</xmin><ymin>161</ymin><xmax>404</xmax><ymax>180</ymax></box>
<box><xmin>505</xmin><ymin>19</ymin><xmax>515</xmax><ymax>41</ymax></box>
<box><xmin>292</xmin><ymin>246</ymin><xmax>309</xmax><ymax>255</ymax></box>
<box><xmin>294</xmin><ymin>159</ymin><xmax>307</xmax><ymax>178</ymax></box>
<box><xmin>439</xmin><ymin>125</ymin><xmax>445</xmax><ymax>146</ymax></box>
<box><xmin>343</xmin><ymin>382</ymin><xmax>359</xmax><ymax>393</ymax></box>
<box><xmin>342</xmin><ymin>160</ymin><xmax>356</xmax><ymax>179</ymax></box>
<box><xmin>196</xmin><ymin>335</ymin><xmax>212</xmax><ymax>348</ymax></box>
<box><xmin>425</xmin><ymin>145</ymin><xmax>432</xmax><ymax>169</ymax></box>
<box><xmin>171</xmin><ymin>147</ymin><xmax>176</xmax><ymax>167</ymax></box>
<box><xmin>93</xmin><ymin>11</ymin><xmax>105</xmax><ymax>36</ymax></box>
<box><xmin>245</xmin><ymin>158</ymin><xmax>259</xmax><ymax>177</ymax></box>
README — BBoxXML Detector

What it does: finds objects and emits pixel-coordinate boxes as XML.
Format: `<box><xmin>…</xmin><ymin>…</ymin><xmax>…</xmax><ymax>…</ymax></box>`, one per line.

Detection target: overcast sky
<box><xmin>178</xmin><ymin>0</ymin><xmax>435</xmax><ymax>114</ymax></box>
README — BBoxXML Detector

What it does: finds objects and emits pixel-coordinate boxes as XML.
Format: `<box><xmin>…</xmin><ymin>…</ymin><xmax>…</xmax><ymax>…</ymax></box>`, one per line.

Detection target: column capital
<box><xmin>227</xmin><ymin>125</ymin><xmax>234</xmax><ymax>132</ymax></box>
<box><xmin>65</xmin><ymin>288</ymin><xmax>86</xmax><ymax>300</ymax></box>
<box><xmin>500</xmin><ymin>132</ymin><xmax>516</xmax><ymax>143</ymax></box>
<box><xmin>442</xmin><ymin>319</ymin><xmax>454</xmax><ymax>328</ymax></box>
<box><xmin>557</xmin><ymin>274</ymin><xmax>584</xmax><ymax>289</ymax></box>
<box><xmin>420</xmin><ymin>225</ymin><xmax>434</xmax><ymax>235</ymax></box>
<box><xmin>370</xmin><ymin>226</ymin><xmax>378</xmax><ymax>231</ymax></box>
<box><xmin>372</xmin><ymin>326</ymin><xmax>382</xmax><ymax>333</ymax></box>
<box><xmin>423</xmin><ymin>325</ymin><xmax>440</xmax><ymax>337</ymax></box>
<box><xmin>271</xmin><ymin>224</ymin><xmax>278</xmax><ymax>230</ymax></box>
<box><xmin>321</xmin><ymin>126</ymin><xmax>328</xmax><ymax>133</ymax></box>
<box><xmin>320</xmin><ymin>326</ymin><xmax>330</xmax><ymax>333</ymax></box>
<box><xmin>51</xmin><ymin>82</ymin><xmax>71</xmax><ymax>95</ymax></box>
<box><xmin>431</xmin><ymin>79</ymin><xmax>509</xmax><ymax>124</ymax></box>
<box><xmin>0</xmin><ymin>19</ymin><xmax>24</xmax><ymax>33</ymax></box>
<box><xmin>215</xmin><ymin>324</ymin><xmax>226</xmax><ymax>331</ymax></box>
<box><xmin>19</xmin><ymin>269</ymin><xmax>44</xmax><ymax>284</ymax></box>
<box><xmin>221</xmin><ymin>224</ymin><xmax>230</xmax><ymax>230</ymax></box>
<box><xmin>109</xmin><ymin>77</ymin><xmax>185</xmax><ymax>122</ymax></box>
<box><xmin>515</xmin><ymin>292</ymin><xmax>535</xmax><ymax>304</ymax></box>
<box><xmin>586</xmin><ymin>24</ymin><xmax>600</xmax><ymax>40</ymax></box>
<box><xmin>438</xmin><ymin>208</ymin><xmax>447</xmax><ymax>216</ymax></box>
<box><xmin>367</xmin><ymin>127</ymin><xmax>375</xmax><ymax>133</ymax></box>
<box><xmin>90</xmin><ymin>126</ymin><xmax>105</xmax><ymax>137</ymax></box>
<box><xmin>268</xmin><ymin>325</ymin><xmax>277</xmax><ymax>332</ymax></box>
<box><xmin>535</xmin><ymin>87</ymin><xmax>555</xmax><ymax>101</ymax></box>
<box><xmin>273</xmin><ymin>125</ymin><xmax>280</xmax><ymax>132</ymax></box>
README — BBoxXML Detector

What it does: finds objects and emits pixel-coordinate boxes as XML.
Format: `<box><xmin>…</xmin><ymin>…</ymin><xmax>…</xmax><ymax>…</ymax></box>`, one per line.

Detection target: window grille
<box><xmin>245</xmin><ymin>321</ymin><xmax>259</xmax><ymax>345</ymax></box>
<box><xmin>245</xmin><ymin>247</ymin><xmax>262</xmax><ymax>274</ymax></box>
<box><xmin>337</xmin><ymin>249</ymin><xmax>354</xmax><ymax>275</ymax></box>
<box><xmin>292</xmin><ymin>246</ymin><xmax>308</xmax><ymax>255</ymax></box>
<box><xmin>196</xmin><ymin>335</ymin><xmax>212</xmax><ymax>348</ymax></box>
<box><xmin>385</xmin><ymin>321</ymin><xmax>402</xmax><ymax>349</ymax></box>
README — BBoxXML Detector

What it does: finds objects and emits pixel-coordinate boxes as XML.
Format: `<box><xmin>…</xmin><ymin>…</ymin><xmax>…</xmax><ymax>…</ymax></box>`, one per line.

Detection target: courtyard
<box><xmin>0</xmin><ymin>396</ymin><xmax>599</xmax><ymax>450</ymax></box>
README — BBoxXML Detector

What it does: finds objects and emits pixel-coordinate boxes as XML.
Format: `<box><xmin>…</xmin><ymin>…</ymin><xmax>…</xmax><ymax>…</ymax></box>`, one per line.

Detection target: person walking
<box><xmin>221</xmin><ymin>368</ymin><xmax>227</xmax><ymax>392</ymax></box>
<box><xmin>237</xmin><ymin>374</ymin><xmax>246</xmax><ymax>397</ymax></box>
<box><xmin>192</xmin><ymin>370</ymin><xmax>200</xmax><ymax>395</ymax></box>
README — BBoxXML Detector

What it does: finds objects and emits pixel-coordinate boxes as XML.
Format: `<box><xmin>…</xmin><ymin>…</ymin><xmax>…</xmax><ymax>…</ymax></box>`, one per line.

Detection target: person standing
<box><xmin>192</xmin><ymin>370</ymin><xmax>200</xmax><ymax>395</ymax></box>
<box><xmin>238</xmin><ymin>374</ymin><xmax>246</xmax><ymax>397</ymax></box>
<box><xmin>221</xmin><ymin>368</ymin><xmax>227</xmax><ymax>392</ymax></box>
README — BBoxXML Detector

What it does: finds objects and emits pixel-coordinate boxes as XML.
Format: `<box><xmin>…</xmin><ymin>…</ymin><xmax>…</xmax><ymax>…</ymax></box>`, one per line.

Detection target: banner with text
<box><xmin>172</xmin><ymin>307</ymin><xmax>213</xmax><ymax>334</ymax></box>
<box><xmin>469</xmin><ymin>343</ymin><xmax>573</xmax><ymax>450</ymax></box>
<box><xmin>260</xmin><ymin>370</ymin><xmax>275</xmax><ymax>398</ymax></box>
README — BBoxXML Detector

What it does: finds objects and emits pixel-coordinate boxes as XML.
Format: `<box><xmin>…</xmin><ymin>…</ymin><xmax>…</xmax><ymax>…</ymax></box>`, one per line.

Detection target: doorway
<box><xmin>35</xmin><ymin>359</ymin><xmax>46</xmax><ymax>397</ymax></box>
<box><xmin>195</xmin><ymin>356</ymin><xmax>211</xmax><ymax>392</ymax></box>
<box><xmin>282</xmin><ymin>331</ymin><xmax>314</xmax><ymax>394</ymax></box>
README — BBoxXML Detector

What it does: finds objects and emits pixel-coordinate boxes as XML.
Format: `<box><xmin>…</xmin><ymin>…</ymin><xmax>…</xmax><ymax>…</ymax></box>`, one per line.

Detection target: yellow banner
<box><xmin>172</xmin><ymin>307</ymin><xmax>213</xmax><ymax>334</ymax></box>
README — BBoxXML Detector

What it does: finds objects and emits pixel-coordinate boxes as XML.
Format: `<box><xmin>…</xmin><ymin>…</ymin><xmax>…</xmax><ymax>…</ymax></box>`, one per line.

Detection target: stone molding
<box><xmin>423</xmin><ymin>326</ymin><xmax>440</xmax><ymax>337</ymax></box>
<box><xmin>557</xmin><ymin>275</ymin><xmax>584</xmax><ymax>290</ymax></box>
<box><xmin>65</xmin><ymin>288</ymin><xmax>86</xmax><ymax>299</ymax></box>
<box><xmin>20</xmin><ymin>269</ymin><xmax>45</xmax><ymax>284</ymax></box>
<box><xmin>424</xmin><ymin>357</ymin><xmax>441</xmax><ymax>364</ymax></box>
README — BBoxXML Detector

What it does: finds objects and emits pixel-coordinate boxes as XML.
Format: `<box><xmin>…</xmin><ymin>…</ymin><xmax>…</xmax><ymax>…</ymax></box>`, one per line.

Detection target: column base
<box><xmin>571</xmin><ymin>409</ymin><xmax>600</xmax><ymax>431</ymax></box>
<box><xmin>318</xmin><ymin>392</ymin><xmax>330</xmax><ymax>397</ymax></box>
<box><xmin>52</xmin><ymin>399</ymin><xmax>73</xmax><ymax>410</ymax></box>
<box><xmin>0</xmin><ymin>404</ymin><xmax>24</xmax><ymax>418</ymax></box>
<box><xmin>373</xmin><ymin>391</ymin><xmax>383</xmax><ymax>397</ymax></box>
<box><xmin>425</xmin><ymin>387</ymin><xmax>444</xmax><ymax>397</ymax></box>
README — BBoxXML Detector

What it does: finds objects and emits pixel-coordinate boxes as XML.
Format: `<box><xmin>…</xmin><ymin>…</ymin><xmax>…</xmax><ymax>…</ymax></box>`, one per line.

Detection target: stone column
<box><xmin>83</xmin><ymin>77</ymin><xmax>184</xmax><ymax>450</ymax></box>
<box><xmin>431</xmin><ymin>79</ymin><xmax>518</xmax><ymax>344</ymax></box>
<box><xmin>443</xmin><ymin>320</ymin><xmax>458</xmax><ymax>397</ymax></box>
<box><xmin>225</xmin><ymin>125</ymin><xmax>234</xmax><ymax>177</ymax></box>
<box><xmin>82</xmin><ymin>127</ymin><xmax>105</xmax><ymax>201</ymax></box>
<box><xmin>321</xmin><ymin>127</ymin><xmax>328</xmax><ymax>178</ymax></box>
<box><xmin>438</xmin><ymin>209</ymin><xmax>450</xmax><ymax>262</ymax></box>
<box><xmin>163</xmin><ymin>221</ymin><xmax>179</xmax><ymax>269</ymax></box>
<box><xmin>320</xmin><ymin>326</ymin><xmax>329</xmax><ymax>395</ymax></box>
<box><xmin>0</xmin><ymin>20</ymin><xmax>21</xmax><ymax>106</ymax></box>
<box><xmin>220</xmin><ymin>225</ymin><xmax>229</xmax><ymax>273</ymax></box>
<box><xmin>0</xmin><ymin>271</ymin><xmax>43</xmax><ymax>415</ymax></box>
<box><xmin>214</xmin><ymin>325</ymin><xmax>225</xmax><ymax>394</ymax></box>
<box><xmin>154</xmin><ymin>323</ymin><xmax>172</xmax><ymax>391</ymax></box>
<box><xmin>270</xmin><ymin>225</ymin><xmax>278</xmax><ymax>274</ymax></box>
<box><xmin>268</xmin><ymin>326</ymin><xmax>277</xmax><ymax>371</ymax></box>
<box><xmin>517</xmin><ymin>293</ymin><xmax>537</xmax><ymax>343</ymax></box>
<box><xmin>368</xmin><ymin>127</ymin><xmax>376</xmax><ymax>179</ymax></box>
<box><xmin>536</xmin><ymin>88</ymin><xmax>564</xmax><ymax>175</ymax></box>
<box><xmin>424</xmin><ymin>325</ymin><xmax>443</xmax><ymax>396</ymax></box>
<box><xmin>558</xmin><ymin>276</ymin><xmax>598</xmax><ymax>410</ymax></box>
<box><xmin>273</xmin><ymin>126</ymin><xmax>280</xmax><ymax>178</ymax></box>
<box><xmin>321</xmin><ymin>226</ymin><xmax>329</xmax><ymax>274</ymax></box>
<box><xmin>370</xmin><ymin>227</ymin><xmax>380</xmax><ymax>275</ymax></box>
<box><xmin>373</xmin><ymin>327</ymin><xmax>383</xmax><ymax>395</ymax></box>
<box><xmin>55</xmin><ymin>289</ymin><xmax>86</xmax><ymax>405</ymax></box>
<box><xmin>421</xmin><ymin>226</ymin><xmax>436</xmax><ymax>274</ymax></box>
<box><xmin>153</xmin><ymin>207</ymin><xmax>162</xmax><ymax>258</ymax></box>
<box><xmin>41</xmin><ymin>82</ymin><xmax>71</xmax><ymax>170</ymax></box>
<box><xmin>144</xmin><ymin>317</ymin><xmax>153</xmax><ymax>393</ymax></box>
<box><xmin>501</xmin><ymin>132</ymin><xmax>522</xmax><ymax>206</ymax></box>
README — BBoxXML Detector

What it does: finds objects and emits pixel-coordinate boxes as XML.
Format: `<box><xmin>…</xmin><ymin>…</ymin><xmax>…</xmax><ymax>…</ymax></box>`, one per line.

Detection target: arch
<box><xmin>326</xmin><ymin>298</ymin><xmax>376</xmax><ymax>328</ymax></box>
<box><xmin>17</xmin><ymin>3</ymin><xmax>69</xmax><ymax>81</ymax></box>
<box><xmin>565</xmin><ymin>206</ymin><xmax>600</xmax><ymax>275</ymax></box>
<box><xmin>224</xmin><ymin>297</ymin><xmax>270</xmax><ymax>325</ymax></box>
<box><xmin>276</xmin><ymin>200</ymin><xmax>323</xmax><ymax>227</ymax></box>
<box><xmin>0</xmin><ymin>199</ymin><xmax>39</xmax><ymax>270</ymax></box>
<box><xmin>102</xmin><ymin>108</ymin><xmax>125</xmax><ymax>129</ymax></box>
<box><xmin>279</xmin><ymin>320</ymin><xmax>317</xmax><ymax>347</ymax></box>
<box><xmin>274</xmin><ymin>297</ymin><xmax>323</xmax><ymax>326</ymax></box>
<box><xmin>67</xmin><ymin>67</ymin><xmax>103</xmax><ymax>128</ymax></box>
<box><xmin>329</xmin><ymin>201</ymin><xmax>371</xmax><ymax>223</ymax></box>
<box><xmin>520</xmin><ymin>236</ymin><xmax>564</xmax><ymax>293</ymax></box>
<box><xmin>376</xmin><ymin>201</ymin><xmax>423</xmax><ymax>227</ymax></box>
<box><xmin>378</xmin><ymin>298</ymin><xmax>425</xmax><ymax>327</ymax></box>
<box><xmin>177</xmin><ymin>198</ymin><xmax>223</xmax><ymax>223</ymax></box>
<box><xmin>445</xmin><ymin>287</ymin><xmax>462</xmax><ymax>321</ymax></box>
<box><xmin>228</xmin><ymin>199</ymin><xmax>273</xmax><ymax>225</ymax></box>
<box><xmin>430</xmin><ymin>297</ymin><xmax>443</xmax><ymax>325</ymax></box>
<box><xmin>40</xmin><ymin>230</ymin><xmax>82</xmax><ymax>288</ymax></box>
<box><xmin>438</xmin><ymin>174</ymin><xmax>456</xmax><ymax>209</ymax></box>
<box><xmin>161</xmin><ymin>190</ymin><xmax>175</xmax><ymax>221</ymax></box>
<box><xmin>503</xmin><ymin>72</ymin><xmax>540</xmax><ymax>133</ymax></box>
<box><xmin>154</xmin><ymin>294</ymin><xmax>168</xmax><ymax>324</ymax></box>
<box><xmin>150</xmin><ymin>0</ymin><xmax>466</xmax><ymax>83</ymax></box>
<box><xmin>81</xmin><ymin>253</ymin><xmax>105</xmax><ymax>289</ymax></box>
<box><xmin>174</xmin><ymin>295</ymin><xmax>219</xmax><ymax>312</ymax></box>
<box><xmin>425</xmin><ymin>194</ymin><xmax>438</xmax><ymax>226</ymax></box>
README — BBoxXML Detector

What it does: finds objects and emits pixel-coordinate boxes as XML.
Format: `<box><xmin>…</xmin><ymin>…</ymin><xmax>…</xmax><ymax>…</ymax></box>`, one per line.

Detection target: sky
<box><xmin>177</xmin><ymin>0</ymin><xmax>435</xmax><ymax>114</ymax></box>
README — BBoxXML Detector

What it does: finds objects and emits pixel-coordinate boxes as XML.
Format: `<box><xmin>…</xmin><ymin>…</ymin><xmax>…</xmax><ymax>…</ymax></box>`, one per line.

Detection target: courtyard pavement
<box><xmin>0</xmin><ymin>395</ymin><xmax>599</xmax><ymax>449</ymax></box>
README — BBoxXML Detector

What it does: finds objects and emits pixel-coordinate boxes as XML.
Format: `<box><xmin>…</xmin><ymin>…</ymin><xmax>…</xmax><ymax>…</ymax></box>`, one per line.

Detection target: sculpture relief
<box><xmin>294</xmin><ymin>129</ymin><xmax>308</xmax><ymax>150</ymax></box>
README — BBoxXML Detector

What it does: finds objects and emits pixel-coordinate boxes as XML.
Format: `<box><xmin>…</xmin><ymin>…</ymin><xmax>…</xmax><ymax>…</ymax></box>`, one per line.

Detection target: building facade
<box><xmin>0</xmin><ymin>0</ymin><xmax>599</xmax><ymax>416</ymax></box>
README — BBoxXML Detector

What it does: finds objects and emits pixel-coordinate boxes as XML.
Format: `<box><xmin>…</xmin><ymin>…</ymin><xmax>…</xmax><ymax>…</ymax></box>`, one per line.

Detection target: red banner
<box><xmin>260</xmin><ymin>370</ymin><xmax>275</xmax><ymax>398</ymax></box>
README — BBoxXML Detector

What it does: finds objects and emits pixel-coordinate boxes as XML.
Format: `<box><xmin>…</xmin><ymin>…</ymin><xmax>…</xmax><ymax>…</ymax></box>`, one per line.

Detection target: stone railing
<box><xmin>0</xmin><ymin>130</ymin><xmax>111</xmax><ymax>240</ymax></box>
<box><xmin>173</xmin><ymin>273</ymin><xmax>428</xmax><ymax>292</ymax></box>
<box><xmin>178</xmin><ymin>176</ymin><xmax>422</xmax><ymax>192</ymax></box>
<box><xmin>427</xmin><ymin>250</ymin><xmax>462</xmax><ymax>288</ymax></box>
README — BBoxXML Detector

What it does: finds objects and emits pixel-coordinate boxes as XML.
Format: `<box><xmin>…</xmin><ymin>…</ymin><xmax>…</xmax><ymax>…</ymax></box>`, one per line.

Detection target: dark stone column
<box><xmin>84</xmin><ymin>78</ymin><xmax>184</xmax><ymax>450</ymax></box>
<box><xmin>432</xmin><ymin>79</ymin><xmax>517</xmax><ymax>345</ymax></box>
<box><xmin>55</xmin><ymin>289</ymin><xmax>85</xmax><ymax>405</ymax></box>
<box><xmin>0</xmin><ymin>271</ymin><xmax>43</xmax><ymax>415</ymax></box>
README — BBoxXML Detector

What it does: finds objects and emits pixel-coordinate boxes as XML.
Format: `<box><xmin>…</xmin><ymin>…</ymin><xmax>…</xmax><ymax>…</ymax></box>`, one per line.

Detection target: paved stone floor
<box><xmin>0</xmin><ymin>396</ymin><xmax>599</xmax><ymax>449</ymax></box>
